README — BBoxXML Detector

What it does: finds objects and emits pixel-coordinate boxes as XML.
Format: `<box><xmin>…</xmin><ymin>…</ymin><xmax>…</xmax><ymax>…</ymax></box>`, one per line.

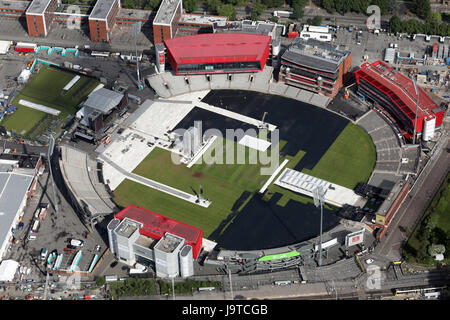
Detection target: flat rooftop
<box><xmin>26</xmin><ymin>0</ymin><xmax>52</xmax><ymax>15</ymax></box>
<box><xmin>116</xmin><ymin>218</ymin><xmax>140</xmax><ymax>238</ymax></box>
<box><xmin>282</xmin><ymin>38</ymin><xmax>350</xmax><ymax>73</ymax></box>
<box><xmin>135</xmin><ymin>234</ymin><xmax>156</xmax><ymax>249</ymax></box>
<box><xmin>155</xmin><ymin>233</ymin><xmax>183</xmax><ymax>253</ymax></box>
<box><xmin>0</xmin><ymin>0</ymin><xmax>30</xmax><ymax>11</ymax></box>
<box><xmin>117</xmin><ymin>8</ymin><xmax>152</xmax><ymax>20</ymax></box>
<box><xmin>153</xmin><ymin>0</ymin><xmax>181</xmax><ymax>26</ymax></box>
<box><xmin>89</xmin><ymin>0</ymin><xmax>116</xmax><ymax>20</ymax></box>
<box><xmin>213</xmin><ymin>20</ymin><xmax>277</xmax><ymax>37</ymax></box>
<box><xmin>0</xmin><ymin>172</ymin><xmax>34</xmax><ymax>252</ymax></box>
<box><xmin>164</xmin><ymin>33</ymin><xmax>272</xmax><ymax>65</ymax></box>
<box><xmin>180</xmin><ymin>13</ymin><xmax>227</xmax><ymax>25</ymax></box>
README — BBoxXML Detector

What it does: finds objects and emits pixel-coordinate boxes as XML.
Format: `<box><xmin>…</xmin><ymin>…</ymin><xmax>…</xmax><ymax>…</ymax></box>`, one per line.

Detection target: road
<box><xmin>375</xmin><ymin>136</ymin><xmax>450</xmax><ymax>260</ymax></box>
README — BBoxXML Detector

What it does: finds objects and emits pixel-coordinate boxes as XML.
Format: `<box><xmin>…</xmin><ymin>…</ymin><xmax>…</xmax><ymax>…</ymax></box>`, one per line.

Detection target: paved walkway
<box><xmin>98</xmin><ymin>154</ymin><xmax>210</xmax><ymax>208</ymax></box>
<box><xmin>195</xmin><ymin>101</ymin><xmax>277</xmax><ymax>132</ymax></box>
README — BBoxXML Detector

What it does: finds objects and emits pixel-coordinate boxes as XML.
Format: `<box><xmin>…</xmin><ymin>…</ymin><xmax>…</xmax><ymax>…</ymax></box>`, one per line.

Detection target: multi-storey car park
<box><xmin>279</xmin><ymin>38</ymin><xmax>352</xmax><ymax>98</ymax></box>
<box><xmin>354</xmin><ymin>60</ymin><xmax>445</xmax><ymax>141</ymax></box>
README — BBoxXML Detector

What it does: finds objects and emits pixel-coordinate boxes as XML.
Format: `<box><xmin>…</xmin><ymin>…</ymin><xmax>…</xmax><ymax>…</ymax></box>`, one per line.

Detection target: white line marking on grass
<box><xmin>259</xmin><ymin>159</ymin><xmax>289</xmax><ymax>194</ymax></box>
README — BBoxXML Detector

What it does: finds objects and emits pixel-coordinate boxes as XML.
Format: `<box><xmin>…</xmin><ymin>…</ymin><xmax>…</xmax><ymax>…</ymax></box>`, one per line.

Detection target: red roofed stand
<box><xmin>115</xmin><ymin>205</ymin><xmax>203</xmax><ymax>259</ymax></box>
<box><xmin>164</xmin><ymin>33</ymin><xmax>272</xmax><ymax>75</ymax></box>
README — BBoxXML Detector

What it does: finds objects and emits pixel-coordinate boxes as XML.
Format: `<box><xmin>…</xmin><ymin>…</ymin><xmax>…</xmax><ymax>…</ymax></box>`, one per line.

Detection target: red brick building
<box><xmin>88</xmin><ymin>0</ymin><xmax>120</xmax><ymax>42</ymax></box>
<box><xmin>152</xmin><ymin>0</ymin><xmax>182</xmax><ymax>44</ymax></box>
<box><xmin>279</xmin><ymin>38</ymin><xmax>352</xmax><ymax>98</ymax></box>
<box><xmin>25</xmin><ymin>0</ymin><xmax>58</xmax><ymax>37</ymax></box>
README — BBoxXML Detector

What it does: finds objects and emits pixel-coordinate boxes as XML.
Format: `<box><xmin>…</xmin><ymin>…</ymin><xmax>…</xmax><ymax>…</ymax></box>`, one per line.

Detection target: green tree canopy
<box><xmin>183</xmin><ymin>0</ymin><xmax>198</xmax><ymax>12</ymax></box>
<box><xmin>311</xmin><ymin>15</ymin><xmax>323</xmax><ymax>26</ymax></box>
<box><xmin>414</xmin><ymin>0</ymin><xmax>431</xmax><ymax>20</ymax></box>
<box><xmin>217</xmin><ymin>3</ymin><xmax>236</xmax><ymax>19</ymax></box>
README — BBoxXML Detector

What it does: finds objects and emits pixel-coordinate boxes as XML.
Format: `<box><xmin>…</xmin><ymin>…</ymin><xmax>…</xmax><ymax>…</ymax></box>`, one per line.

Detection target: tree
<box><xmin>311</xmin><ymin>15</ymin><xmax>323</xmax><ymax>26</ymax></box>
<box><xmin>321</xmin><ymin>0</ymin><xmax>335</xmax><ymax>13</ymax></box>
<box><xmin>217</xmin><ymin>4</ymin><xmax>236</xmax><ymax>20</ymax></box>
<box><xmin>144</xmin><ymin>0</ymin><xmax>161</xmax><ymax>10</ymax></box>
<box><xmin>95</xmin><ymin>276</ymin><xmax>106</xmax><ymax>287</ymax></box>
<box><xmin>262</xmin><ymin>0</ymin><xmax>284</xmax><ymax>8</ymax></box>
<box><xmin>206</xmin><ymin>0</ymin><xmax>222</xmax><ymax>13</ymax></box>
<box><xmin>292</xmin><ymin>0</ymin><xmax>305</xmax><ymax>19</ymax></box>
<box><xmin>414</xmin><ymin>0</ymin><xmax>431</xmax><ymax>20</ymax></box>
<box><xmin>389</xmin><ymin>15</ymin><xmax>403</xmax><ymax>34</ymax></box>
<box><xmin>121</xmin><ymin>0</ymin><xmax>136</xmax><ymax>9</ymax></box>
<box><xmin>184</xmin><ymin>0</ymin><xmax>198</xmax><ymax>12</ymax></box>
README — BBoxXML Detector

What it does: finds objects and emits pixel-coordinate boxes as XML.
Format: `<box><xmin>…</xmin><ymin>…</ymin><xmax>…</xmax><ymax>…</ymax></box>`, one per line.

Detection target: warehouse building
<box><xmin>354</xmin><ymin>60</ymin><xmax>445</xmax><ymax>141</ymax></box>
<box><xmin>0</xmin><ymin>152</ymin><xmax>44</xmax><ymax>260</ymax></box>
<box><xmin>279</xmin><ymin>38</ymin><xmax>352</xmax><ymax>98</ymax></box>
<box><xmin>107</xmin><ymin>205</ymin><xmax>202</xmax><ymax>278</ymax></box>
<box><xmin>163</xmin><ymin>33</ymin><xmax>271</xmax><ymax>75</ymax></box>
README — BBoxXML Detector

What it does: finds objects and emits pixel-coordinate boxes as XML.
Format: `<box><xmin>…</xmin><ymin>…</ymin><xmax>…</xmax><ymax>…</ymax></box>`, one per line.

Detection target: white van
<box><xmin>70</xmin><ymin>239</ymin><xmax>84</xmax><ymax>247</ymax></box>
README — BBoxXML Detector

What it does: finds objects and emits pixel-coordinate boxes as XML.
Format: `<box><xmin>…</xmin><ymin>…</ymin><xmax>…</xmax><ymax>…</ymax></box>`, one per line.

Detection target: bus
<box><xmin>15</xmin><ymin>42</ymin><xmax>37</xmax><ymax>52</ymax></box>
<box><xmin>91</xmin><ymin>51</ymin><xmax>110</xmax><ymax>58</ymax></box>
<box><xmin>393</xmin><ymin>286</ymin><xmax>446</xmax><ymax>296</ymax></box>
<box><xmin>273</xmin><ymin>10</ymin><xmax>292</xmax><ymax>18</ymax></box>
<box><xmin>299</xmin><ymin>25</ymin><xmax>332</xmax><ymax>42</ymax></box>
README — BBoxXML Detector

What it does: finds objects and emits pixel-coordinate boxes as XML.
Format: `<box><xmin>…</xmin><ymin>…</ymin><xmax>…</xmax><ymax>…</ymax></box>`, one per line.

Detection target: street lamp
<box><xmin>313</xmin><ymin>186</ymin><xmax>326</xmax><ymax>267</ymax></box>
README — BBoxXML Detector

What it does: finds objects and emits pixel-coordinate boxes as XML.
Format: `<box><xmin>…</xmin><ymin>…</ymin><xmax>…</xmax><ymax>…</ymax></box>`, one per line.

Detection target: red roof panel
<box><xmin>164</xmin><ymin>33</ymin><xmax>272</xmax><ymax>65</ymax></box>
<box><xmin>114</xmin><ymin>205</ymin><xmax>203</xmax><ymax>258</ymax></box>
<box><xmin>355</xmin><ymin>61</ymin><xmax>439</xmax><ymax>121</ymax></box>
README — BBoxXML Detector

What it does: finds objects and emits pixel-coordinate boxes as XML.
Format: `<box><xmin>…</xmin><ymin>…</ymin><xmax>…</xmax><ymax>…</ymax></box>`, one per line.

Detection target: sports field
<box><xmin>114</xmin><ymin>137</ymin><xmax>279</xmax><ymax>237</ymax></box>
<box><xmin>1</xmin><ymin>65</ymin><xmax>99</xmax><ymax>138</ymax></box>
<box><xmin>113</xmin><ymin>120</ymin><xmax>376</xmax><ymax>239</ymax></box>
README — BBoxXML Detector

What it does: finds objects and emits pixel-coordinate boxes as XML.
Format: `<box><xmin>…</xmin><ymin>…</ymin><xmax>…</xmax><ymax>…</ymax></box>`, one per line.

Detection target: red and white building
<box><xmin>354</xmin><ymin>60</ymin><xmax>445</xmax><ymax>141</ymax></box>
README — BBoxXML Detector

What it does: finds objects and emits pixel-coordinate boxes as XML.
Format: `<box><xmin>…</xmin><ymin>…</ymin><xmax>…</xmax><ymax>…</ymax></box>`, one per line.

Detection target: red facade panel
<box><xmin>115</xmin><ymin>205</ymin><xmax>203</xmax><ymax>259</ymax></box>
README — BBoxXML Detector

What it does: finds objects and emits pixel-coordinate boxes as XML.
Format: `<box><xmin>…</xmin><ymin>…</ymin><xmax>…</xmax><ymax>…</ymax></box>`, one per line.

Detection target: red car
<box><xmin>64</xmin><ymin>248</ymin><xmax>74</xmax><ymax>253</ymax></box>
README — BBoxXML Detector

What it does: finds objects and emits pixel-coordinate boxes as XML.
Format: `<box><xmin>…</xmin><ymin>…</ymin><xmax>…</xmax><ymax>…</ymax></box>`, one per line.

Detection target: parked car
<box><xmin>70</xmin><ymin>239</ymin><xmax>84</xmax><ymax>247</ymax></box>
<box><xmin>28</xmin><ymin>234</ymin><xmax>36</xmax><ymax>241</ymax></box>
<box><xmin>95</xmin><ymin>245</ymin><xmax>101</xmax><ymax>252</ymax></box>
<box><xmin>110</xmin><ymin>261</ymin><xmax>118</xmax><ymax>268</ymax></box>
<box><xmin>365</xmin><ymin>258</ymin><xmax>374</xmax><ymax>264</ymax></box>
<box><xmin>40</xmin><ymin>248</ymin><xmax>48</xmax><ymax>260</ymax></box>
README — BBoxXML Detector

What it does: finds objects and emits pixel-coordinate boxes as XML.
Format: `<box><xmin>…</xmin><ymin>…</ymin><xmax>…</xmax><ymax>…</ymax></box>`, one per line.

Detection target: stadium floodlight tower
<box><xmin>313</xmin><ymin>185</ymin><xmax>326</xmax><ymax>267</ymax></box>
<box><xmin>412</xmin><ymin>79</ymin><xmax>420</xmax><ymax>145</ymax></box>
<box><xmin>132</xmin><ymin>22</ymin><xmax>144</xmax><ymax>91</ymax></box>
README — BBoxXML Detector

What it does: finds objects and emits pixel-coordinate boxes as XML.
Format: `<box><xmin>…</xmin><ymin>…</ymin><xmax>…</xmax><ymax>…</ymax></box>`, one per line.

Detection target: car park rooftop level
<box><xmin>180</xmin><ymin>14</ymin><xmax>227</xmax><ymax>25</ymax></box>
<box><xmin>26</xmin><ymin>0</ymin><xmax>52</xmax><ymax>15</ymax></box>
<box><xmin>89</xmin><ymin>0</ymin><xmax>116</xmax><ymax>20</ymax></box>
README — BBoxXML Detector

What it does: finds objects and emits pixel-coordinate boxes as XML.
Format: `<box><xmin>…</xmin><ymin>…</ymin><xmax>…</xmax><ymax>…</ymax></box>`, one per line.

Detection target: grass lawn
<box><xmin>113</xmin><ymin>122</ymin><xmax>376</xmax><ymax>237</ymax></box>
<box><xmin>115</xmin><ymin>138</ymin><xmax>279</xmax><ymax>237</ymax></box>
<box><xmin>1</xmin><ymin>65</ymin><xmax>99</xmax><ymax>138</ymax></box>
<box><xmin>301</xmin><ymin>122</ymin><xmax>376</xmax><ymax>189</ymax></box>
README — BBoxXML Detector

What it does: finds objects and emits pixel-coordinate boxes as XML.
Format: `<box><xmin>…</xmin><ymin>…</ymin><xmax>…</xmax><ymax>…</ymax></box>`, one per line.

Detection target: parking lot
<box><xmin>3</xmin><ymin>167</ymin><xmax>108</xmax><ymax>283</ymax></box>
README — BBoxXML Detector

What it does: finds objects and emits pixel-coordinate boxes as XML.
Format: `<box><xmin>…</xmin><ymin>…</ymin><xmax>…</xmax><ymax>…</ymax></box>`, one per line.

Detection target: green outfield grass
<box><xmin>114</xmin><ymin>138</ymin><xmax>279</xmax><ymax>237</ymax></box>
<box><xmin>113</xmin><ymin>122</ymin><xmax>376</xmax><ymax>236</ymax></box>
<box><xmin>301</xmin><ymin>122</ymin><xmax>376</xmax><ymax>189</ymax></box>
<box><xmin>1</xmin><ymin>65</ymin><xmax>99</xmax><ymax>138</ymax></box>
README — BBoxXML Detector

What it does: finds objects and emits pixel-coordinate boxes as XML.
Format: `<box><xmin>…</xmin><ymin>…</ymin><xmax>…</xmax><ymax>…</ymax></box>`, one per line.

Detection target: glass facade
<box><xmin>177</xmin><ymin>61</ymin><xmax>260</xmax><ymax>73</ymax></box>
